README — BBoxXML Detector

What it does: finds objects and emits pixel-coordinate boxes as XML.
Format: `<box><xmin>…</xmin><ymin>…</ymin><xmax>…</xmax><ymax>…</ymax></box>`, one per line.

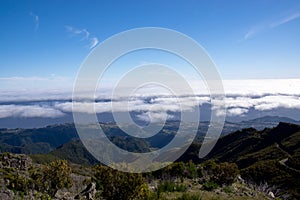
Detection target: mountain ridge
<box><xmin>1</xmin><ymin>115</ymin><xmax>299</xmax><ymax>155</ymax></box>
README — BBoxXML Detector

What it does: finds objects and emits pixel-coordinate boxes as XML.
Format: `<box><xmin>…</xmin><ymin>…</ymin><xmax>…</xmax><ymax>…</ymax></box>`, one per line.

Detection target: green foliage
<box><xmin>177</xmin><ymin>193</ymin><xmax>202</xmax><ymax>200</ymax></box>
<box><xmin>110</xmin><ymin>135</ymin><xmax>150</xmax><ymax>153</ymax></box>
<box><xmin>157</xmin><ymin>180</ymin><xmax>187</xmax><ymax>193</ymax></box>
<box><xmin>29</xmin><ymin>153</ymin><xmax>58</xmax><ymax>164</ymax></box>
<box><xmin>202</xmin><ymin>160</ymin><xmax>217</xmax><ymax>176</ymax></box>
<box><xmin>168</xmin><ymin>162</ymin><xmax>185</xmax><ymax>178</ymax></box>
<box><xmin>210</xmin><ymin>162</ymin><xmax>239</xmax><ymax>185</ymax></box>
<box><xmin>150</xmin><ymin>161</ymin><xmax>202</xmax><ymax>185</ymax></box>
<box><xmin>50</xmin><ymin>139</ymin><xmax>99</xmax><ymax>165</ymax></box>
<box><xmin>30</xmin><ymin>160</ymin><xmax>72</xmax><ymax>197</ymax></box>
<box><xmin>1</xmin><ymin>154</ymin><xmax>72</xmax><ymax>198</ymax></box>
<box><xmin>93</xmin><ymin>164</ymin><xmax>150</xmax><ymax>200</ymax></box>
<box><xmin>40</xmin><ymin>193</ymin><xmax>52</xmax><ymax>200</ymax></box>
<box><xmin>5</xmin><ymin>172</ymin><xmax>28</xmax><ymax>193</ymax></box>
<box><xmin>0</xmin><ymin>124</ymin><xmax>77</xmax><ymax>154</ymax></box>
<box><xmin>222</xmin><ymin>186</ymin><xmax>233</xmax><ymax>194</ymax></box>
<box><xmin>201</xmin><ymin>160</ymin><xmax>239</xmax><ymax>185</ymax></box>
<box><xmin>153</xmin><ymin>162</ymin><xmax>188</xmax><ymax>180</ymax></box>
<box><xmin>202</xmin><ymin>181</ymin><xmax>218</xmax><ymax>191</ymax></box>
<box><xmin>241</xmin><ymin>160</ymin><xmax>294</xmax><ymax>186</ymax></box>
<box><xmin>186</xmin><ymin>160</ymin><xmax>198</xmax><ymax>179</ymax></box>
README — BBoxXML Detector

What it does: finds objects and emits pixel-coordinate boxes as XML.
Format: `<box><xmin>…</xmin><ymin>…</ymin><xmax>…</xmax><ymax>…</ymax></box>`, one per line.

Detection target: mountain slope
<box><xmin>206</xmin><ymin>122</ymin><xmax>300</xmax><ymax>167</ymax></box>
<box><xmin>1</xmin><ymin>116</ymin><xmax>299</xmax><ymax>154</ymax></box>
<box><xmin>0</xmin><ymin>124</ymin><xmax>78</xmax><ymax>154</ymax></box>
<box><xmin>205</xmin><ymin>122</ymin><xmax>300</xmax><ymax>198</ymax></box>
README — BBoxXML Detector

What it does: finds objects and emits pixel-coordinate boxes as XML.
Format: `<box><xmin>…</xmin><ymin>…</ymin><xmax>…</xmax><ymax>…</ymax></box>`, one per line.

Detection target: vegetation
<box><xmin>210</xmin><ymin>162</ymin><xmax>239</xmax><ymax>185</ymax></box>
<box><xmin>30</xmin><ymin>160</ymin><xmax>73</xmax><ymax>197</ymax></box>
<box><xmin>93</xmin><ymin>164</ymin><xmax>150</xmax><ymax>200</ymax></box>
<box><xmin>0</xmin><ymin>154</ymin><xmax>73</xmax><ymax>198</ymax></box>
<box><xmin>202</xmin><ymin>181</ymin><xmax>219</xmax><ymax>191</ymax></box>
<box><xmin>157</xmin><ymin>180</ymin><xmax>187</xmax><ymax>193</ymax></box>
<box><xmin>1</xmin><ymin>121</ymin><xmax>300</xmax><ymax>199</ymax></box>
<box><xmin>0</xmin><ymin>152</ymin><xmax>282</xmax><ymax>199</ymax></box>
<box><xmin>204</xmin><ymin>122</ymin><xmax>300</xmax><ymax>198</ymax></box>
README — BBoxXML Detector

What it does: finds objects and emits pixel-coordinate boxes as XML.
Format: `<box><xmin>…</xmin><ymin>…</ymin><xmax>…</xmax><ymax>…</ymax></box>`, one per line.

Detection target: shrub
<box><xmin>186</xmin><ymin>160</ymin><xmax>198</xmax><ymax>179</ymax></box>
<box><xmin>223</xmin><ymin>186</ymin><xmax>233</xmax><ymax>194</ymax></box>
<box><xmin>93</xmin><ymin>164</ymin><xmax>149</xmax><ymax>200</ymax></box>
<box><xmin>168</xmin><ymin>162</ymin><xmax>185</xmax><ymax>178</ymax></box>
<box><xmin>30</xmin><ymin>160</ymin><xmax>72</xmax><ymax>197</ymax></box>
<box><xmin>6</xmin><ymin>172</ymin><xmax>28</xmax><ymax>193</ymax></box>
<box><xmin>157</xmin><ymin>180</ymin><xmax>187</xmax><ymax>193</ymax></box>
<box><xmin>211</xmin><ymin>162</ymin><xmax>239</xmax><ymax>185</ymax></box>
<box><xmin>202</xmin><ymin>181</ymin><xmax>218</xmax><ymax>191</ymax></box>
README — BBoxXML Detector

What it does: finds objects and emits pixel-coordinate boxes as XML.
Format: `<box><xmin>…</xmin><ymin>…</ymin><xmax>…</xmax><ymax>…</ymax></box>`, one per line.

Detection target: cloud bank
<box><xmin>0</xmin><ymin>79</ymin><xmax>299</xmax><ymax>121</ymax></box>
<box><xmin>0</xmin><ymin>105</ymin><xmax>65</xmax><ymax>119</ymax></box>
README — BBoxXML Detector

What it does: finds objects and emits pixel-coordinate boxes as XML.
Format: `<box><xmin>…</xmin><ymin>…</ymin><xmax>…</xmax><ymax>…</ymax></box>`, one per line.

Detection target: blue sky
<box><xmin>1</xmin><ymin>0</ymin><xmax>300</xmax><ymax>80</ymax></box>
<box><xmin>1</xmin><ymin>1</ymin><xmax>300</xmax><ymax>126</ymax></box>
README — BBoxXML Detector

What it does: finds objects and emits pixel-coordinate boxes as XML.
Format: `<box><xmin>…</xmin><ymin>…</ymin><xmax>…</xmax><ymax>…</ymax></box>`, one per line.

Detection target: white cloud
<box><xmin>244</xmin><ymin>27</ymin><xmax>262</xmax><ymax>41</ymax></box>
<box><xmin>222</xmin><ymin>79</ymin><xmax>300</xmax><ymax>96</ymax></box>
<box><xmin>254</xmin><ymin>95</ymin><xmax>300</xmax><ymax>111</ymax></box>
<box><xmin>0</xmin><ymin>105</ymin><xmax>65</xmax><ymax>119</ymax></box>
<box><xmin>65</xmin><ymin>26</ymin><xmax>89</xmax><ymax>39</ymax></box>
<box><xmin>29</xmin><ymin>12</ymin><xmax>39</xmax><ymax>31</ymax></box>
<box><xmin>89</xmin><ymin>37</ymin><xmax>99</xmax><ymax>49</ymax></box>
<box><xmin>227</xmin><ymin>108</ymin><xmax>248</xmax><ymax>116</ymax></box>
<box><xmin>270</xmin><ymin>12</ymin><xmax>300</xmax><ymax>28</ymax></box>
<box><xmin>65</xmin><ymin>25</ymin><xmax>99</xmax><ymax>49</ymax></box>
<box><xmin>0</xmin><ymin>76</ymin><xmax>74</xmax><ymax>102</ymax></box>
<box><xmin>136</xmin><ymin>111</ymin><xmax>174</xmax><ymax>123</ymax></box>
<box><xmin>0</xmin><ymin>78</ymin><xmax>300</xmax><ymax>119</ymax></box>
<box><xmin>243</xmin><ymin>11</ymin><xmax>300</xmax><ymax>40</ymax></box>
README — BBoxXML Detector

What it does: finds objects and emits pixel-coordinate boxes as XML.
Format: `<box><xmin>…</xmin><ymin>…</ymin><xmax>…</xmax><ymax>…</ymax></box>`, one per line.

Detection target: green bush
<box><xmin>157</xmin><ymin>180</ymin><xmax>187</xmax><ymax>193</ymax></box>
<box><xmin>211</xmin><ymin>162</ymin><xmax>239</xmax><ymax>185</ymax></box>
<box><xmin>186</xmin><ymin>160</ymin><xmax>198</xmax><ymax>179</ymax></box>
<box><xmin>30</xmin><ymin>160</ymin><xmax>72</xmax><ymax>197</ymax></box>
<box><xmin>5</xmin><ymin>172</ymin><xmax>28</xmax><ymax>193</ymax></box>
<box><xmin>202</xmin><ymin>181</ymin><xmax>218</xmax><ymax>191</ymax></box>
<box><xmin>93</xmin><ymin>164</ymin><xmax>149</xmax><ymax>200</ymax></box>
<box><xmin>222</xmin><ymin>186</ymin><xmax>233</xmax><ymax>194</ymax></box>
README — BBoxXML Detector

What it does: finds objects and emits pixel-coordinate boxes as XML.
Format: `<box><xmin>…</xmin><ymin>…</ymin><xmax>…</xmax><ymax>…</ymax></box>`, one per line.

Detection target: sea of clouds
<box><xmin>0</xmin><ymin>78</ymin><xmax>300</xmax><ymax>125</ymax></box>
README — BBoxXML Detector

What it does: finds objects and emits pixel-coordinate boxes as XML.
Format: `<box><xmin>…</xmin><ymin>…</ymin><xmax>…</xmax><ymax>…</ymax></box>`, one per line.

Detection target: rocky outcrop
<box><xmin>75</xmin><ymin>182</ymin><xmax>97</xmax><ymax>200</ymax></box>
<box><xmin>0</xmin><ymin>153</ymin><xmax>32</xmax><ymax>170</ymax></box>
<box><xmin>0</xmin><ymin>189</ymin><xmax>14</xmax><ymax>200</ymax></box>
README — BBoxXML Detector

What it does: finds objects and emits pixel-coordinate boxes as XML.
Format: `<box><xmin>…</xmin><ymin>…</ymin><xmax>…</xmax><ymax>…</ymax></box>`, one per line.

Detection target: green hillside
<box><xmin>205</xmin><ymin>122</ymin><xmax>300</xmax><ymax>198</ymax></box>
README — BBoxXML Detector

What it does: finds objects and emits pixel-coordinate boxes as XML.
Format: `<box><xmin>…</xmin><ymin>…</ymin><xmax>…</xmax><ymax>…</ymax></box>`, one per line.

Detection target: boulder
<box><xmin>0</xmin><ymin>189</ymin><xmax>14</xmax><ymax>200</ymax></box>
<box><xmin>74</xmin><ymin>182</ymin><xmax>96</xmax><ymax>200</ymax></box>
<box><xmin>0</xmin><ymin>153</ymin><xmax>32</xmax><ymax>170</ymax></box>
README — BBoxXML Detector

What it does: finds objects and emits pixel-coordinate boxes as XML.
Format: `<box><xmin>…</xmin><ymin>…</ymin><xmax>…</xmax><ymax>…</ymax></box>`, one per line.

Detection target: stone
<box><xmin>268</xmin><ymin>191</ymin><xmax>275</xmax><ymax>198</ymax></box>
<box><xmin>0</xmin><ymin>189</ymin><xmax>14</xmax><ymax>200</ymax></box>
<box><xmin>74</xmin><ymin>182</ymin><xmax>96</xmax><ymax>200</ymax></box>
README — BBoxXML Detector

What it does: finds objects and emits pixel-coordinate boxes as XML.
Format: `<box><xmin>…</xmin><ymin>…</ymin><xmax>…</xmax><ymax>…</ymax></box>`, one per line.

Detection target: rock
<box><xmin>149</xmin><ymin>185</ymin><xmax>156</xmax><ymax>191</ymax></box>
<box><xmin>75</xmin><ymin>182</ymin><xmax>96</xmax><ymax>200</ymax></box>
<box><xmin>237</xmin><ymin>175</ymin><xmax>244</xmax><ymax>183</ymax></box>
<box><xmin>55</xmin><ymin>191</ymin><xmax>73</xmax><ymax>200</ymax></box>
<box><xmin>0</xmin><ymin>189</ymin><xmax>14</xmax><ymax>200</ymax></box>
<box><xmin>0</xmin><ymin>153</ymin><xmax>32</xmax><ymax>170</ymax></box>
<box><xmin>268</xmin><ymin>191</ymin><xmax>275</xmax><ymax>198</ymax></box>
